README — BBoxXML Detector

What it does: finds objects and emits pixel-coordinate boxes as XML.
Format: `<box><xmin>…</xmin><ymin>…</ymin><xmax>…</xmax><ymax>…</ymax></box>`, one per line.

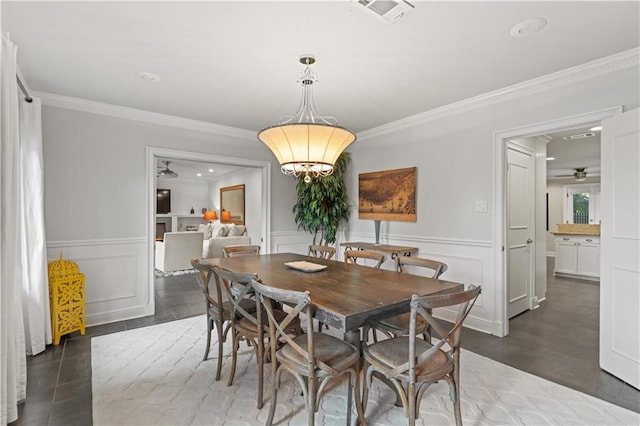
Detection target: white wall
<box><xmin>347</xmin><ymin>62</ymin><xmax>639</xmax><ymax>335</ymax></box>
<box><xmin>42</xmin><ymin>105</ymin><xmax>299</xmax><ymax>325</ymax></box>
<box><xmin>156</xmin><ymin>178</ymin><xmax>210</xmax><ymax>216</ymax></box>
<box><xmin>41</xmin><ymin>52</ymin><xmax>639</xmax><ymax>331</ymax></box>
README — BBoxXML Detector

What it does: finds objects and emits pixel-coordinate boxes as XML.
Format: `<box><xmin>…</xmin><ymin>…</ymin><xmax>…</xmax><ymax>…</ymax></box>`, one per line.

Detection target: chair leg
<box><xmin>256</xmin><ymin>337</ymin><xmax>264</xmax><ymax>409</ymax></box>
<box><xmin>408</xmin><ymin>382</ymin><xmax>416</xmax><ymax>426</ymax></box>
<box><xmin>307</xmin><ymin>375</ymin><xmax>316</xmax><ymax>426</ymax></box>
<box><xmin>361</xmin><ymin>361</ymin><xmax>370</xmax><ymax>417</ymax></box>
<box><xmin>347</xmin><ymin>372</ymin><xmax>353</xmax><ymax>426</ymax></box>
<box><xmin>203</xmin><ymin>316</ymin><xmax>213</xmax><ymax>361</ymax></box>
<box><xmin>215</xmin><ymin>320</ymin><xmax>224</xmax><ymax>381</ymax></box>
<box><xmin>266</xmin><ymin>362</ymin><xmax>278</xmax><ymax>426</ymax></box>
<box><xmin>227</xmin><ymin>332</ymin><xmax>239</xmax><ymax>386</ymax></box>
<box><xmin>351</xmin><ymin>369</ymin><xmax>365</xmax><ymax>426</ymax></box>
<box><xmin>452</xmin><ymin>352</ymin><xmax>462</xmax><ymax>426</ymax></box>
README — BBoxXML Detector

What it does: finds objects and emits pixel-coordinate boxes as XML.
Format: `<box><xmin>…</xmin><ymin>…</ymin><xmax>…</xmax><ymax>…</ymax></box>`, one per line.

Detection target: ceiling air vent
<box><xmin>562</xmin><ymin>132</ymin><xmax>596</xmax><ymax>140</ymax></box>
<box><xmin>356</xmin><ymin>0</ymin><xmax>415</xmax><ymax>22</ymax></box>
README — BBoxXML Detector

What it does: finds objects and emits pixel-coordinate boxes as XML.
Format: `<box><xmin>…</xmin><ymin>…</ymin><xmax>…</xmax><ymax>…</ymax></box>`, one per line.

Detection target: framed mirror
<box><xmin>220</xmin><ymin>184</ymin><xmax>245</xmax><ymax>225</ymax></box>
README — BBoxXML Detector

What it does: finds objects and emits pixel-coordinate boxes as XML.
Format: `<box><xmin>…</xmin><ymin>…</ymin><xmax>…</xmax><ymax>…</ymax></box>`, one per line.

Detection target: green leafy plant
<box><xmin>292</xmin><ymin>152</ymin><xmax>351</xmax><ymax>246</ymax></box>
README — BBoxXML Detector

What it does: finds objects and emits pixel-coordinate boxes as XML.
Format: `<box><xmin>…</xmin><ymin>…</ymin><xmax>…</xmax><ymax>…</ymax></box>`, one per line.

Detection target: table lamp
<box><xmin>203</xmin><ymin>210</ymin><xmax>218</xmax><ymax>222</ymax></box>
<box><xmin>221</xmin><ymin>210</ymin><xmax>232</xmax><ymax>222</ymax></box>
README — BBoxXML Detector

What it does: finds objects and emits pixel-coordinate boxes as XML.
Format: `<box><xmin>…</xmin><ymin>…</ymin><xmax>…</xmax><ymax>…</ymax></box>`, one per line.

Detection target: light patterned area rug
<box><xmin>92</xmin><ymin>316</ymin><xmax>638</xmax><ymax>425</ymax></box>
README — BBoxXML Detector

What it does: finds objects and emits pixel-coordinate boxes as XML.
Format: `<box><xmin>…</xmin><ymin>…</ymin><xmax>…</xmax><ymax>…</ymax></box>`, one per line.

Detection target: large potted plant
<box><xmin>293</xmin><ymin>152</ymin><xmax>350</xmax><ymax>246</ymax></box>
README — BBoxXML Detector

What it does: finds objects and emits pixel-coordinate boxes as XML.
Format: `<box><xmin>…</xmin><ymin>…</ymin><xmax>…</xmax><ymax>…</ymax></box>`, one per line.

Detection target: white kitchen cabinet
<box><xmin>554</xmin><ymin>235</ymin><xmax>600</xmax><ymax>280</ymax></box>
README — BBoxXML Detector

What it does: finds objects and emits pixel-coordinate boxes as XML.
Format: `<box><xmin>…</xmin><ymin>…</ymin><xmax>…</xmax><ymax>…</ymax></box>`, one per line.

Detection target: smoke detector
<box><xmin>355</xmin><ymin>0</ymin><xmax>415</xmax><ymax>22</ymax></box>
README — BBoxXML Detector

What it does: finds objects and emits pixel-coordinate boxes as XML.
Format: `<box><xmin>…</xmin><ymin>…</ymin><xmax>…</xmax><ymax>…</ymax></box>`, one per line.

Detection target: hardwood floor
<box><xmin>10</xmin><ymin>260</ymin><xmax>639</xmax><ymax>425</ymax></box>
<box><xmin>462</xmin><ymin>258</ymin><xmax>639</xmax><ymax>413</ymax></box>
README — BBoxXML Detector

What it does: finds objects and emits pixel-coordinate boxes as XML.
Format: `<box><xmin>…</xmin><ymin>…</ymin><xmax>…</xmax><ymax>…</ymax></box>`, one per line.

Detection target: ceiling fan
<box><xmin>556</xmin><ymin>167</ymin><xmax>587</xmax><ymax>181</ymax></box>
<box><xmin>157</xmin><ymin>160</ymin><xmax>178</xmax><ymax>178</ymax></box>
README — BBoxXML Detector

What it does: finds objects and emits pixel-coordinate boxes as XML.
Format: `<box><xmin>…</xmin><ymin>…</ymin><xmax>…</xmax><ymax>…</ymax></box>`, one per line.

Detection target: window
<box><xmin>563</xmin><ymin>183</ymin><xmax>600</xmax><ymax>224</ymax></box>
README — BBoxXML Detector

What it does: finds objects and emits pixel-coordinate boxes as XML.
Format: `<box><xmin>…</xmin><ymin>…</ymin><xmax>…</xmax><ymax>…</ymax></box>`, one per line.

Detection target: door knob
<box><xmin>526</xmin><ymin>238</ymin><xmax>533</xmax><ymax>244</ymax></box>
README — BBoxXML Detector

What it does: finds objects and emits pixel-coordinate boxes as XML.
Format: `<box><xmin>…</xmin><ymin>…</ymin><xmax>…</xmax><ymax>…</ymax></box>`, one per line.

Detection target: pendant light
<box><xmin>257</xmin><ymin>55</ymin><xmax>356</xmax><ymax>183</ymax></box>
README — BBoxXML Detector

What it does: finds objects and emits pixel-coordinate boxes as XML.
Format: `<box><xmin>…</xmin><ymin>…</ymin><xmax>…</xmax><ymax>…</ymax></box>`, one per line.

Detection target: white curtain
<box><xmin>20</xmin><ymin>96</ymin><xmax>51</xmax><ymax>356</ymax></box>
<box><xmin>1</xmin><ymin>32</ymin><xmax>27</xmax><ymax>425</ymax></box>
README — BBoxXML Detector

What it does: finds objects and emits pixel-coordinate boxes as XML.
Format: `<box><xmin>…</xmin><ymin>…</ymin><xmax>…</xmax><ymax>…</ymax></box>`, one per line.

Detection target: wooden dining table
<box><xmin>206</xmin><ymin>252</ymin><xmax>464</xmax><ymax>348</ymax></box>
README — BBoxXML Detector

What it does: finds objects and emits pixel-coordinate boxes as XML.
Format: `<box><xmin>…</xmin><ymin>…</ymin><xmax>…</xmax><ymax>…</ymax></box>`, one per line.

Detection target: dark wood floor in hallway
<box><xmin>462</xmin><ymin>258</ymin><xmax>639</xmax><ymax>413</ymax></box>
<box><xmin>10</xmin><ymin>259</ymin><xmax>639</xmax><ymax>425</ymax></box>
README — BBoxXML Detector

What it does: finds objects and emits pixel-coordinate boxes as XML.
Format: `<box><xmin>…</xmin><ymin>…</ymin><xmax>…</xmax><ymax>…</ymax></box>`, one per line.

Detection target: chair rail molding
<box><xmin>345</xmin><ymin>231</ymin><xmax>493</xmax><ymax>248</ymax></box>
<box><xmin>343</xmin><ymin>231</ymin><xmax>497</xmax><ymax>335</ymax></box>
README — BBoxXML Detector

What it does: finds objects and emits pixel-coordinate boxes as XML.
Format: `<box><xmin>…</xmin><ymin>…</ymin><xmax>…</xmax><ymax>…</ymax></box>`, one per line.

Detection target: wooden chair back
<box><xmin>396</xmin><ymin>256</ymin><xmax>448</xmax><ymax>278</ymax></box>
<box><xmin>222</xmin><ymin>244</ymin><xmax>261</xmax><ymax>257</ymax></box>
<box><xmin>401</xmin><ymin>286</ymin><xmax>481</xmax><ymax>380</ymax></box>
<box><xmin>191</xmin><ymin>259</ymin><xmax>224</xmax><ymax>315</ymax></box>
<box><xmin>252</xmin><ymin>279</ymin><xmax>342</xmax><ymax>377</ymax></box>
<box><xmin>344</xmin><ymin>249</ymin><xmax>386</xmax><ymax>269</ymax></box>
<box><xmin>308</xmin><ymin>244</ymin><xmax>336</xmax><ymax>260</ymax></box>
<box><xmin>212</xmin><ymin>266</ymin><xmax>258</xmax><ymax>324</ymax></box>
<box><xmin>253</xmin><ymin>278</ymin><xmax>364</xmax><ymax>425</ymax></box>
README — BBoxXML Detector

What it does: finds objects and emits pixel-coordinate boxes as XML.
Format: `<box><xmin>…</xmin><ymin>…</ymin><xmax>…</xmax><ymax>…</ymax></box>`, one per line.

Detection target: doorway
<box><xmin>145</xmin><ymin>146</ymin><xmax>272</xmax><ymax>315</ymax></box>
<box><xmin>493</xmin><ymin>106</ymin><xmax>622</xmax><ymax>337</ymax></box>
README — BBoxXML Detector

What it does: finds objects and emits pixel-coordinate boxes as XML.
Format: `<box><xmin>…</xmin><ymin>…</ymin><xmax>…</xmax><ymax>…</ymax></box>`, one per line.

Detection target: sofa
<box><xmin>198</xmin><ymin>221</ymin><xmax>251</xmax><ymax>258</ymax></box>
<box><xmin>155</xmin><ymin>231</ymin><xmax>204</xmax><ymax>273</ymax></box>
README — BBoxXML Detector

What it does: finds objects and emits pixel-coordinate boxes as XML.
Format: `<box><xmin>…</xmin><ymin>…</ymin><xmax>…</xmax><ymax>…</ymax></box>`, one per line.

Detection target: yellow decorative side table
<box><xmin>48</xmin><ymin>254</ymin><xmax>86</xmax><ymax>344</ymax></box>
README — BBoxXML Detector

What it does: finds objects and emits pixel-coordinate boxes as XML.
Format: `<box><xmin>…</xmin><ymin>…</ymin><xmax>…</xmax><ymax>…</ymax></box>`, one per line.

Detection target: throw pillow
<box><xmin>227</xmin><ymin>224</ymin><xmax>246</xmax><ymax>236</ymax></box>
<box><xmin>211</xmin><ymin>222</ymin><xmax>228</xmax><ymax>237</ymax></box>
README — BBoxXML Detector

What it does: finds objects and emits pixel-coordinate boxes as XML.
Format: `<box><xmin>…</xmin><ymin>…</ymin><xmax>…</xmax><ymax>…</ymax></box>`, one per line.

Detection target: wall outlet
<box><xmin>475</xmin><ymin>201</ymin><xmax>488</xmax><ymax>213</ymax></box>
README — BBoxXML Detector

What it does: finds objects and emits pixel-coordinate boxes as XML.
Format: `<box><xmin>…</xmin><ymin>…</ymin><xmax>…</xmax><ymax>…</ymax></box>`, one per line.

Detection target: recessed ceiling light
<box><xmin>590</xmin><ymin>126</ymin><xmax>602</xmax><ymax>131</ymax></box>
<box><xmin>196</xmin><ymin>173</ymin><xmax>202</xmax><ymax>177</ymax></box>
<box><xmin>208</xmin><ymin>169</ymin><xmax>214</xmax><ymax>173</ymax></box>
<box><xmin>136</xmin><ymin>71</ymin><xmax>160</xmax><ymax>82</ymax></box>
<box><xmin>510</xmin><ymin>18</ymin><xmax>547</xmax><ymax>38</ymax></box>
<box><xmin>546</xmin><ymin>157</ymin><xmax>555</xmax><ymax>161</ymax></box>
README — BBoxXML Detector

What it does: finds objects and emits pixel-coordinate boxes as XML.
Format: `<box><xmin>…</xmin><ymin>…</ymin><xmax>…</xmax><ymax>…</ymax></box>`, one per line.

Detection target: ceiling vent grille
<box><xmin>562</xmin><ymin>132</ymin><xmax>596</xmax><ymax>140</ymax></box>
<box><xmin>356</xmin><ymin>0</ymin><xmax>415</xmax><ymax>22</ymax></box>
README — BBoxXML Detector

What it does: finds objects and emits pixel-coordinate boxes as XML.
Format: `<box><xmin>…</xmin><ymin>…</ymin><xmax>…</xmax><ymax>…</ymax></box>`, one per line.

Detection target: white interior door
<box><xmin>507</xmin><ymin>143</ymin><xmax>535</xmax><ymax>319</ymax></box>
<box><xmin>600</xmin><ymin>109</ymin><xmax>640</xmax><ymax>389</ymax></box>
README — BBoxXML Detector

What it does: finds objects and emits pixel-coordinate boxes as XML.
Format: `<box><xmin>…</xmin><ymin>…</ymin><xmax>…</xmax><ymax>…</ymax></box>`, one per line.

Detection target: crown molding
<box><xmin>32</xmin><ymin>48</ymin><xmax>638</xmax><ymax>143</ymax></box>
<box><xmin>357</xmin><ymin>48</ymin><xmax>639</xmax><ymax>141</ymax></box>
<box><xmin>34</xmin><ymin>91</ymin><xmax>257</xmax><ymax>142</ymax></box>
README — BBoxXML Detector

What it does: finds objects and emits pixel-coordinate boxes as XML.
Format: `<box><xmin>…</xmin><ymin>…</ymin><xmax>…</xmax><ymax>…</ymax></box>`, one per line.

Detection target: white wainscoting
<box><xmin>270</xmin><ymin>231</ymin><xmax>313</xmax><ymax>255</ymax></box>
<box><xmin>271</xmin><ymin>230</ymin><xmax>497</xmax><ymax>335</ymax></box>
<box><xmin>270</xmin><ymin>230</ymin><xmax>350</xmax><ymax>258</ymax></box>
<box><xmin>46</xmin><ymin>237</ymin><xmax>150</xmax><ymax>327</ymax></box>
<box><xmin>346</xmin><ymin>231</ymin><xmax>497</xmax><ymax>335</ymax></box>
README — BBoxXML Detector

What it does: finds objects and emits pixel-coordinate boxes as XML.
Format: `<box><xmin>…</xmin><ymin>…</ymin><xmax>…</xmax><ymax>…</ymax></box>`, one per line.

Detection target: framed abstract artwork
<box><xmin>358</xmin><ymin>167</ymin><xmax>417</xmax><ymax>222</ymax></box>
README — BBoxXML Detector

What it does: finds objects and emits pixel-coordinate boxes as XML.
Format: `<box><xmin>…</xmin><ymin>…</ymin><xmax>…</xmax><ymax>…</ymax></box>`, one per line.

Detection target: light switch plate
<box><xmin>475</xmin><ymin>201</ymin><xmax>488</xmax><ymax>213</ymax></box>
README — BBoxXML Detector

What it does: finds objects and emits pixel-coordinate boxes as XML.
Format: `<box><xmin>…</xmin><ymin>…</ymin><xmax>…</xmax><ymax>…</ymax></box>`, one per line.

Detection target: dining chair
<box><xmin>307</xmin><ymin>244</ymin><xmax>337</xmax><ymax>332</ymax></box>
<box><xmin>361</xmin><ymin>285</ymin><xmax>481</xmax><ymax>426</ymax></box>
<box><xmin>190</xmin><ymin>259</ymin><xmax>257</xmax><ymax>381</ymax></box>
<box><xmin>308</xmin><ymin>244</ymin><xmax>336</xmax><ymax>260</ymax></box>
<box><xmin>251</xmin><ymin>278</ymin><xmax>365</xmax><ymax>426</ymax></box>
<box><xmin>222</xmin><ymin>244</ymin><xmax>261</xmax><ymax>257</ymax></box>
<box><xmin>213</xmin><ymin>266</ymin><xmax>301</xmax><ymax>409</ymax></box>
<box><xmin>344</xmin><ymin>249</ymin><xmax>386</xmax><ymax>269</ymax></box>
<box><xmin>368</xmin><ymin>256</ymin><xmax>448</xmax><ymax>342</ymax></box>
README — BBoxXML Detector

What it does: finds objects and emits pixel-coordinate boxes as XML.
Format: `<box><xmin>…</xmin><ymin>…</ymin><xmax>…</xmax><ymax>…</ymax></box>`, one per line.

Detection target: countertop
<box><xmin>551</xmin><ymin>223</ymin><xmax>600</xmax><ymax>236</ymax></box>
<box><xmin>551</xmin><ymin>231</ymin><xmax>600</xmax><ymax>236</ymax></box>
